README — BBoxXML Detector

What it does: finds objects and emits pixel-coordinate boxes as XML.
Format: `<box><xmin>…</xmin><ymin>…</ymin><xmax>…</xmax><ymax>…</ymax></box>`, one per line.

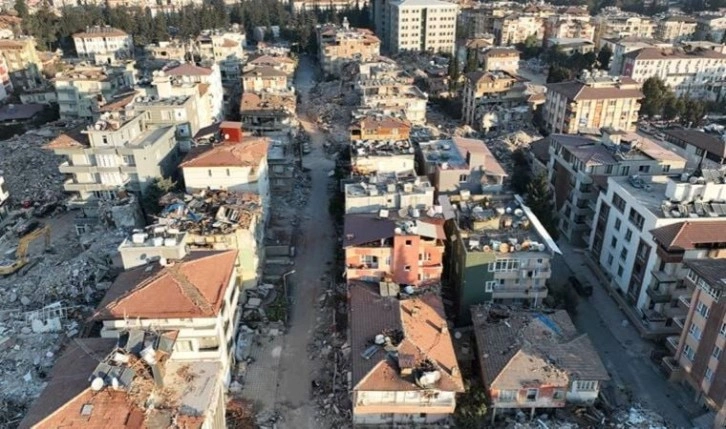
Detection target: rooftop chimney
<box><xmin>398</xmin><ymin>353</ymin><xmax>414</xmax><ymax>376</ymax></box>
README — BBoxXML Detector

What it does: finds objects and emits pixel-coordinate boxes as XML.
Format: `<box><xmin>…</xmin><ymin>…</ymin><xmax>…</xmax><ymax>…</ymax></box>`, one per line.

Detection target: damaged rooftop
<box><xmin>156</xmin><ymin>189</ymin><xmax>263</xmax><ymax>234</ymax></box>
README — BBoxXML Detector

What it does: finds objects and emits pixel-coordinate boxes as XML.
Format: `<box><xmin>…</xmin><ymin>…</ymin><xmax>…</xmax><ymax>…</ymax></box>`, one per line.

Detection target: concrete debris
<box><xmin>97</xmin><ymin>195</ymin><xmax>145</xmax><ymax>231</ymax></box>
<box><xmin>157</xmin><ymin>189</ymin><xmax>263</xmax><ymax>234</ymax></box>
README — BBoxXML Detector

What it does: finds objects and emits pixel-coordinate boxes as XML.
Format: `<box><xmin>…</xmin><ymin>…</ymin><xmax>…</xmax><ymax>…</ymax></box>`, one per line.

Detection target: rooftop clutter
<box><xmin>156</xmin><ymin>189</ymin><xmax>263</xmax><ymax>234</ymax></box>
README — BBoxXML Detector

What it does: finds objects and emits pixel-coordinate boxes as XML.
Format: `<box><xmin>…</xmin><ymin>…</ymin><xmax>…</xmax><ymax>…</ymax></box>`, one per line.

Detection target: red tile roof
<box><xmin>73</xmin><ymin>26</ymin><xmax>128</xmax><ymax>38</ymax></box>
<box><xmin>44</xmin><ymin>126</ymin><xmax>90</xmax><ymax>149</ymax></box>
<box><xmin>650</xmin><ymin>221</ymin><xmax>726</xmax><ymax>251</ymax></box>
<box><xmin>93</xmin><ymin>250</ymin><xmax>238</xmax><ymax>320</ymax></box>
<box><xmin>180</xmin><ymin>138</ymin><xmax>269</xmax><ymax>168</ymax></box>
<box><xmin>165</xmin><ymin>63</ymin><xmax>213</xmax><ymax>77</ymax></box>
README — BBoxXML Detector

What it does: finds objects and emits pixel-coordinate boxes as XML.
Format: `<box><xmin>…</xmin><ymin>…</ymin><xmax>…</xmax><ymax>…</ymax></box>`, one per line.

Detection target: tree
<box><xmin>510</xmin><ymin>149</ymin><xmax>532</xmax><ymax>195</ymax></box>
<box><xmin>447</xmin><ymin>56</ymin><xmax>460</xmax><ymax>91</ymax></box>
<box><xmin>546</xmin><ymin>64</ymin><xmax>570</xmax><ymax>83</ymax></box>
<box><xmin>454</xmin><ymin>381</ymin><xmax>488</xmax><ymax>429</ymax></box>
<box><xmin>662</xmin><ymin>95</ymin><xmax>683</xmax><ymax>121</ymax></box>
<box><xmin>597</xmin><ymin>45</ymin><xmax>612</xmax><ymax>70</ymax></box>
<box><xmin>680</xmin><ymin>98</ymin><xmax>707</xmax><ymax>127</ymax></box>
<box><xmin>525</xmin><ymin>173</ymin><xmax>558</xmax><ymax>240</ymax></box>
<box><xmin>464</xmin><ymin>48</ymin><xmax>478</xmax><ymax>73</ymax></box>
<box><xmin>14</xmin><ymin>0</ymin><xmax>28</xmax><ymax>18</ymax></box>
<box><xmin>141</xmin><ymin>177</ymin><xmax>177</xmax><ymax>217</ymax></box>
<box><xmin>640</xmin><ymin>77</ymin><xmax>670</xmax><ymax>118</ymax></box>
<box><xmin>516</xmin><ymin>34</ymin><xmax>541</xmax><ymax>59</ymax></box>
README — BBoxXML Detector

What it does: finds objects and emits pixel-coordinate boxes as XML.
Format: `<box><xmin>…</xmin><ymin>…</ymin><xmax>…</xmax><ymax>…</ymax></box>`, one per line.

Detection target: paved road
<box><xmin>275</xmin><ymin>54</ymin><xmax>336</xmax><ymax>428</ymax></box>
<box><xmin>553</xmin><ymin>241</ymin><xmax>696</xmax><ymax>428</ymax></box>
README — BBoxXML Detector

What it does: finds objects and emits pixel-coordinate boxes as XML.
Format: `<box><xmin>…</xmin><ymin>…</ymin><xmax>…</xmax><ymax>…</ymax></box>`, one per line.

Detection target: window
<box><xmin>575</xmin><ymin>380</ymin><xmax>597</xmax><ymax>391</ymax></box>
<box><xmin>705</xmin><ymin>367</ymin><xmax>714</xmax><ymax>382</ymax></box>
<box><xmin>721</xmin><ymin>323</ymin><xmax>726</xmax><ymax>336</ymax></box>
<box><xmin>123</xmin><ymin>155</ymin><xmax>135</xmax><ymax>166</ymax></box>
<box><xmin>614</xmin><ymin>219</ymin><xmax>621</xmax><ymax>231</ymax></box>
<box><xmin>628</xmin><ymin>208</ymin><xmax>645</xmax><ymax>231</ymax></box>
<box><xmin>498</xmin><ymin>390</ymin><xmax>516</xmax><ymax>402</ymax></box>
<box><xmin>226</xmin><ymin>168</ymin><xmax>231</xmax><ymax>176</ymax></box>
<box><xmin>617</xmin><ymin>265</ymin><xmax>624</xmax><ymax>277</ymax></box>
<box><xmin>525</xmin><ymin>389</ymin><xmax>538</xmax><ymax>402</ymax></box>
<box><xmin>611</xmin><ymin>237</ymin><xmax>618</xmax><ymax>248</ymax></box>
<box><xmin>689</xmin><ymin>322</ymin><xmax>702</xmax><ymax>340</ymax></box>
<box><xmin>620</xmin><ymin>248</ymin><xmax>628</xmax><ymax>261</ymax></box>
<box><xmin>612</xmin><ymin>194</ymin><xmax>626</xmax><ymax>212</ymax></box>
<box><xmin>687</xmin><ymin>269</ymin><xmax>698</xmax><ymax>283</ymax></box>
<box><xmin>663</xmin><ymin>164</ymin><xmax>671</xmax><ymax>172</ymax></box>
<box><xmin>459</xmin><ymin>174</ymin><xmax>469</xmax><ymax>183</ymax></box>
<box><xmin>553</xmin><ymin>390</ymin><xmax>565</xmax><ymax>400</ymax></box>
<box><xmin>489</xmin><ymin>259</ymin><xmax>520</xmax><ymax>272</ymax></box>
<box><xmin>621</xmin><ymin>165</ymin><xmax>630</xmax><ymax>175</ymax></box>
<box><xmin>713</xmin><ymin>346</ymin><xmax>722</xmax><ymax>360</ymax></box>
<box><xmin>639</xmin><ymin>165</ymin><xmax>651</xmax><ymax>173</ymax></box>
<box><xmin>405</xmin><ymin>240</ymin><xmax>412</xmax><ymax>246</ymax></box>
<box><xmin>625</xmin><ymin>229</ymin><xmax>632</xmax><ymax>242</ymax></box>
<box><xmin>607</xmin><ymin>254</ymin><xmax>614</xmax><ymax>265</ymax></box>
<box><xmin>485</xmin><ymin>281</ymin><xmax>496</xmax><ymax>292</ymax></box>
<box><xmin>696</xmin><ymin>300</ymin><xmax>710</xmax><ymax>318</ymax></box>
<box><xmin>208</xmin><ymin>169</ymin><xmax>212</xmax><ymax>177</ymax></box>
<box><xmin>404</xmin><ymin>265</ymin><xmax>411</xmax><ymax>271</ymax></box>
<box><xmin>361</xmin><ymin>255</ymin><xmax>378</xmax><ymax>266</ymax></box>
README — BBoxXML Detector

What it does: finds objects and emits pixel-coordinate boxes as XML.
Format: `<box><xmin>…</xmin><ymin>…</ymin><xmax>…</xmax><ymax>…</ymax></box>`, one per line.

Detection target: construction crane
<box><xmin>0</xmin><ymin>224</ymin><xmax>51</xmax><ymax>276</ymax></box>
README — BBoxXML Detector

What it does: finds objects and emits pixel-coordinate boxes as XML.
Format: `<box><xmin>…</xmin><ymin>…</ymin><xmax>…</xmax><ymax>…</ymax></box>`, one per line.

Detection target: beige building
<box><xmin>696</xmin><ymin>12</ymin><xmax>726</xmax><ymax>42</ymax></box>
<box><xmin>656</xmin><ymin>16</ymin><xmax>698</xmax><ymax>42</ymax></box>
<box><xmin>241</xmin><ymin>66</ymin><xmax>291</xmax><ymax>93</ymax></box>
<box><xmin>53</xmin><ymin>62</ymin><xmax>136</xmax><ymax>120</ymax></box>
<box><xmin>0</xmin><ymin>38</ymin><xmax>43</xmax><ymax>90</ymax></box>
<box><xmin>461</xmin><ymin>70</ymin><xmax>529</xmax><ymax>130</ymax></box>
<box><xmin>386</xmin><ymin>0</ymin><xmax>459</xmax><ymax>55</ymax></box>
<box><xmin>480</xmin><ymin>47</ymin><xmax>519</xmax><ymax>74</ymax></box>
<box><xmin>247</xmin><ymin>54</ymin><xmax>297</xmax><ymax>75</ymax></box>
<box><xmin>134</xmin><ymin>94</ymin><xmax>201</xmax><ymax>145</ymax></box>
<box><xmin>317</xmin><ymin>19</ymin><xmax>381</xmax><ymax>76</ymax></box>
<box><xmin>543</xmin><ymin>71</ymin><xmax>643</xmax><ymax>134</ymax></box>
<box><xmin>72</xmin><ymin>26</ymin><xmax>133</xmax><ymax>65</ymax></box>
<box><xmin>593</xmin><ymin>10</ymin><xmax>656</xmax><ymax>41</ymax></box>
<box><xmin>493</xmin><ymin>14</ymin><xmax>545</xmax><ymax>46</ymax></box>
<box><xmin>545</xmin><ymin>14</ymin><xmax>595</xmax><ymax>41</ymax></box>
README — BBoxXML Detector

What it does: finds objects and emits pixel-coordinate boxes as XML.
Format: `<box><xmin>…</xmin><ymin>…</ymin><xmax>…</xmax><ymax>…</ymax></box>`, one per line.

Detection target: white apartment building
<box><xmin>151</xmin><ymin>63</ymin><xmax>223</xmax><ymax>129</ymax></box>
<box><xmin>545</xmin><ymin>14</ymin><xmax>595</xmax><ymax>41</ymax></box>
<box><xmin>593</xmin><ymin>11</ymin><xmax>656</xmax><ymax>41</ymax></box>
<box><xmin>54</xmin><ymin>63</ymin><xmax>136</xmax><ymax>120</ymax></box>
<box><xmin>344</xmin><ymin>171</ymin><xmax>434</xmax><ymax>214</ymax></box>
<box><xmin>386</xmin><ymin>0</ymin><xmax>458</xmax><ymax>55</ymax></box>
<box><xmin>696</xmin><ymin>13</ymin><xmax>726</xmax><ymax>43</ymax></box>
<box><xmin>600</xmin><ymin>37</ymin><xmax>672</xmax><ymax>76</ymax></box>
<box><xmin>93</xmin><ymin>250</ymin><xmax>241</xmax><ymax>385</ymax></box>
<box><xmin>493</xmin><ymin>14</ymin><xmax>546</xmax><ymax>46</ymax></box>
<box><xmin>622</xmin><ymin>47</ymin><xmax>726</xmax><ymax>100</ymax></box>
<box><xmin>45</xmin><ymin>111</ymin><xmax>180</xmax><ymax>202</ymax></box>
<box><xmin>655</xmin><ymin>16</ymin><xmax>698</xmax><ymax>43</ymax></box>
<box><xmin>72</xmin><ymin>26</ymin><xmax>133</xmax><ymax>65</ymax></box>
<box><xmin>589</xmin><ymin>172</ymin><xmax>726</xmax><ymax>316</ymax></box>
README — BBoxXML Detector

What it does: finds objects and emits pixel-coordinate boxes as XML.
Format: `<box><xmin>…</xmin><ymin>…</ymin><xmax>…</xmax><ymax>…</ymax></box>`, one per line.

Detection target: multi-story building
<box><xmin>93</xmin><ymin>250</ymin><xmax>241</xmax><ymax>383</ymax></box>
<box><xmin>493</xmin><ymin>13</ymin><xmax>547</xmax><ymax>46</ymax></box>
<box><xmin>666</xmin><ymin>258</ymin><xmax>726</xmax><ymax>427</ymax></box>
<box><xmin>622</xmin><ymin>47</ymin><xmax>726</xmax><ymax>100</ymax></box>
<box><xmin>445</xmin><ymin>194</ymin><xmax>559</xmax><ymax>323</ymax></box>
<box><xmin>588</xmin><ymin>171</ymin><xmax>726</xmax><ymax>338</ymax></box>
<box><xmin>656</xmin><ymin>16</ymin><xmax>698</xmax><ymax>43</ymax></box>
<box><xmin>239</xmin><ymin>90</ymin><xmax>297</xmax><ymax>134</ymax></box>
<box><xmin>134</xmin><ymin>94</ymin><xmax>200</xmax><ymax>145</ymax></box>
<box><xmin>546</xmin><ymin>131</ymin><xmax>685</xmax><ymax>246</ymax></box>
<box><xmin>600</xmin><ymin>37</ymin><xmax>672</xmax><ymax>76</ymax></box>
<box><xmin>592</xmin><ymin>9</ymin><xmax>656</xmax><ymax>42</ymax></box>
<box><xmin>72</xmin><ymin>26</ymin><xmax>133</xmax><ymax>65</ymax></box>
<box><xmin>344</xmin><ymin>170</ymin><xmax>434</xmax><ymax>214</ymax></box>
<box><xmin>461</xmin><ymin>70</ymin><xmax>532</xmax><ymax>132</ymax></box>
<box><xmin>246</xmin><ymin>54</ymin><xmax>297</xmax><ymax>75</ymax></box>
<box><xmin>356</xmin><ymin>70</ymin><xmax>428</xmax><ymax>123</ymax></box>
<box><xmin>151</xmin><ymin>63</ymin><xmax>223</xmax><ymax>129</ymax></box>
<box><xmin>385</xmin><ymin>0</ymin><xmax>458</xmax><ymax>55</ymax></box>
<box><xmin>658</xmin><ymin>128</ymin><xmax>726</xmax><ymax>170</ymax></box>
<box><xmin>418</xmin><ymin>136</ymin><xmax>507</xmax><ymax>194</ymax></box>
<box><xmin>543</xmin><ymin>71</ymin><xmax>643</xmax><ymax>134</ymax></box>
<box><xmin>344</xmin><ymin>212</ymin><xmax>446</xmax><ymax>286</ymax></box>
<box><xmin>195</xmin><ymin>29</ymin><xmax>246</xmax><ymax>65</ymax></box>
<box><xmin>146</xmin><ymin>40</ymin><xmax>188</xmax><ymax>62</ymax></box>
<box><xmin>0</xmin><ymin>38</ymin><xmax>42</xmax><ymax>91</ymax></box>
<box><xmin>54</xmin><ymin>62</ymin><xmax>136</xmax><ymax>120</ymax></box>
<box><xmin>545</xmin><ymin>13</ymin><xmax>595</xmax><ymax>41</ymax></box>
<box><xmin>241</xmin><ymin>66</ymin><xmax>291</xmax><ymax>93</ymax></box>
<box><xmin>45</xmin><ymin>111</ymin><xmax>180</xmax><ymax>202</ymax></box>
<box><xmin>472</xmin><ymin>306</ymin><xmax>609</xmax><ymax>420</ymax></box>
<box><xmin>350</xmin><ymin>114</ymin><xmax>411</xmax><ymax>141</ymax></box>
<box><xmin>479</xmin><ymin>47</ymin><xmax>519</xmax><ymax>74</ymax></box>
<box><xmin>317</xmin><ymin>19</ymin><xmax>381</xmax><ymax>77</ymax></box>
<box><xmin>291</xmin><ymin>0</ymin><xmax>356</xmax><ymax>12</ymax></box>
<box><xmin>696</xmin><ymin>12</ymin><xmax>726</xmax><ymax>43</ymax></box>
<box><xmin>349</xmin><ymin>281</ymin><xmax>464</xmax><ymax>425</ymax></box>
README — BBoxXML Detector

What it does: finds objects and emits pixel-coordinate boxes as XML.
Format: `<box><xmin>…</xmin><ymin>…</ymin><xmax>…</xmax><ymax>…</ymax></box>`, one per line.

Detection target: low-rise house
<box><xmin>72</xmin><ymin>26</ymin><xmax>133</xmax><ymax>64</ymax></box>
<box><xmin>317</xmin><ymin>19</ymin><xmax>381</xmax><ymax>77</ymax></box>
<box><xmin>53</xmin><ymin>62</ymin><xmax>136</xmax><ymax>120</ymax></box>
<box><xmin>18</xmin><ymin>335</ymin><xmax>228</xmax><ymax>429</ymax></box>
<box><xmin>444</xmin><ymin>194</ymin><xmax>559</xmax><ymax>323</ymax></box>
<box><xmin>239</xmin><ymin>91</ymin><xmax>297</xmax><ymax>134</ymax></box>
<box><xmin>180</xmin><ymin>122</ymin><xmax>270</xmax><ymax>208</ymax></box>
<box><xmin>546</xmin><ymin>37</ymin><xmax>595</xmax><ymax>55</ymax></box>
<box><xmin>472</xmin><ymin>306</ymin><xmax>609</xmax><ymax>421</ymax></box>
<box><xmin>543</xmin><ymin>71</ymin><xmax>643</xmax><ymax>134</ymax></box>
<box><xmin>0</xmin><ymin>37</ymin><xmax>42</xmax><ymax>91</ymax></box>
<box><xmin>349</xmin><ymin>281</ymin><xmax>464</xmax><ymax>425</ymax></box>
<box><xmin>545</xmin><ymin>130</ymin><xmax>685</xmax><ymax>246</ymax></box>
<box><xmin>344</xmin><ymin>212</ymin><xmax>446</xmax><ymax>286</ymax></box>
<box><xmin>344</xmin><ymin>171</ymin><xmax>434</xmax><ymax>214</ymax></box>
<box><xmin>417</xmin><ymin>137</ymin><xmax>507</xmax><ymax>195</ymax></box>
<box><xmin>93</xmin><ymin>250</ymin><xmax>241</xmax><ymax>383</ymax></box>
<box><xmin>665</xmin><ymin>258</ymin><xmax>726</xmax><ymax>428</ymax></box>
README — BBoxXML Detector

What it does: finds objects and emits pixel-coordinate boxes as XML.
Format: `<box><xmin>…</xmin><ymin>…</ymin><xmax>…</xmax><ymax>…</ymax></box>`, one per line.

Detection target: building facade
<box><xmin>0</xmin><ymin>38</ymin><xmax>42</xmax><ymax>91</ymax></box>
<box><xmin>317</xmin><ymin>19</ymin><xmax>381</xmax><ymax>76</ymax></box>
<box><xmin>386</xmin><ymin>0</ymin><xmax>458</xmax><ymax>55</ymax></box>
<box><xmin>72</xmin><ymin>26</ymin><xmax>133</xmax><ymax>64</ymax></box>
<box><xmin>54</xmin><ymin>62</ymin><xmax>136</xmax><ymax>120</ymax></box>
<box><xmin>655</xmin><ymin>16</ymin><xmax>698</xmax><ymax>42</ymax></box>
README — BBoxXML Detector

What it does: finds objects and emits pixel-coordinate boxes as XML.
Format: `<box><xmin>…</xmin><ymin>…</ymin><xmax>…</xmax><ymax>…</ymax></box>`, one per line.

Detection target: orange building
<box><xmin>343</xmin><ymin>212</ymin><xmax>445</xmax><ymax>286</ymax></box>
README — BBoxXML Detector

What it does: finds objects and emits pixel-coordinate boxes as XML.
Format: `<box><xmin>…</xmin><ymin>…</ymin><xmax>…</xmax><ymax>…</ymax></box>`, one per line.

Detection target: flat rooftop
<box><xmin>352</xmin><ymin>138</ymin><xmax>414</xmax><ymax>157</ymax></box>
<box><xmin>135</xmin><ymin>95</ymin><xmax>191</xmax><ymax>107</ymax></box>
<box><xmin>345</xmin><ymin>171</ymin><xmax>432</xmax><ymax>197</ymax></box>
<box><xmin>128</xmin><ymin>125</ymin><xmax>174</xmax><ymax>148</ymax></box>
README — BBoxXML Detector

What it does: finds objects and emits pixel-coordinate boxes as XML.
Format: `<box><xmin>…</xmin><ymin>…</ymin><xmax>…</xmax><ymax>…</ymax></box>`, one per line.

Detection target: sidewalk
<box><xmin>554</xmin><ymin>240</ymin><xmax>701</xmax><ymax>428</ymax></box>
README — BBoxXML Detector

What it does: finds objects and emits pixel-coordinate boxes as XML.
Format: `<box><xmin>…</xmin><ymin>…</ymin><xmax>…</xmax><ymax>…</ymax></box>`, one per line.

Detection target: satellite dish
<box><xmin>91</xmin><ymin>377</ymin><xmax>105</xmax><ymax>391</ymax></box>
<box><xmin>111</xmin><ymin>377</ymin><xmax>120</xmax><ymax>390</ymax></box>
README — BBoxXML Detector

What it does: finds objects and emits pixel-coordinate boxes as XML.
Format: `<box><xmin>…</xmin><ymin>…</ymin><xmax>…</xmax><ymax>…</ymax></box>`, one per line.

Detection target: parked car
<box><xmin>569</xmin><ymin>275</ymin><xmax>593</xmax><ymax>297</ymax></box>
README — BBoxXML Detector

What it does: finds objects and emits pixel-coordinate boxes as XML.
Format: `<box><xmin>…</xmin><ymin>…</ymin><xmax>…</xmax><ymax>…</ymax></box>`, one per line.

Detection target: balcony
<box><xmin>678</xmin><ymin>295</ymin><xmax>692</xmax><ymax>310</ymax></box>
<box><xmin>673</xmin><ymin>316</ymin><xmax>686</xmax><ymax>329</ymax></box>
<box><xmin>646</xmin><ymin>285</ymin><xmax>671</xmax><ymax>303</ymax></box>
<box><xmin>661</xmin><ymin>355</ymin><xmax>682</xmax><ymax>380</ymax></box>
<box><xmin>59</xmin><ymin>161</ymin><xmax>95</xmax><ymax>174</ymax></box>
<box><xmin>665</xmin><ymin>336</ymin><xmax>680</xmax><ymax>354</ymax></box>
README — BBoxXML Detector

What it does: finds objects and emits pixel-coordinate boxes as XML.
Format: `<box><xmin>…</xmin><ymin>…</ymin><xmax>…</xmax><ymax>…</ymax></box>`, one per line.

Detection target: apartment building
<box><xmin>19</xmin><ymin>336</ymin><xmax>227</xmax><ymax>429</ymax></box>
<box><xmin>696</xmin><ymin>13</ymin><xmax>726</xmax><ymax>43</ymax></box>
<box><xmin>247</xmin><ymin>54</ymin><xmax>297</xmax><ymax>75</ymax></box>
<box><xmin>356</xmin><ymin>65</ymin><xmax>428</xmax><ymax>123</ymax></box>
<box><xmin>418</xmin><ymin>137</ymin><xmax>507</xmax><ymax>195</ymax></box>
<box><xmin>543</xmin><ymin>71</ymin><xmax>643</xmax><ymax>134</ymax></box>
<box><xmin>545</xmin><ymin>13</ymin><xmax>595</xmax><ymax>41</ymax></box>
<box><xmin>0</xmin><ymin>38</ymin><xmax>42</xmax><ymax>91</ymax></box>
<box><xmin>385</xmin><ymin>0</ymin><xmax>458</xmax><ymax>55</ymax></box>
<box><xmin>344</xmin><ymin>212</ymin><xmax>445</xmax><ymax>286</ymax></box>
<box><xmin>151</xmin><ymin>63</ymin><xmax>223</xmax><ymax>129</ymax></box>
<box><xmin>461</xmin><ymin>70</ymin><xmax>532</xmax><ymax>132</ymax></box>
<box><xmin>480</xmin><ymin>47</ymin><xmax>519</xmax><ymax>74</ymax></box>
<box><xmin>588</xmin><ymin>171</ymin><xmax>726</xmax><ymax>337</ymax></box>
<box><xmin>546</xmin><ymin>131</ymin><xmax>685</xmax><ymax>246</ymax></box>
<box><xmin>493</xmin><ymin>14</ymin><xmax>547</xmax><ymax>46</ymax></box>
<box><xmin>472</xmin><ymin>306</ymin><xmax>609</xmax><ymax>421</ymax></box>
<box><xmin>134</xmin><ymin>94</ymin><xmax>200</xmax><ymax>145</ymax></box>
<box><xmin>317</xmin><ymin>19</ymin><xmax>381</xmax><ymax>77</ymax></box>
<box><xmin>656</xmin><ymin>16</ymin><xmax>698</xmax><ymax>43</ymax></box>
<box><xmin>666</xmin><ymin>258</ymin><xmax>726</xmax><ymax>427</ymax></box>
<box><xmin>239</xmin><ymin>91</ymin><xmax>297</xmax><ymax>134</ymax></box>
<box><xmin>291</xmin><ymin>0</ymin><xmax>356</xmax><ymax>12</ymax></box>
<box><xmin>444</xmin><ymin>195</ymin><xmax>558</xmax><ymax>323</ymax></box>
<box><xmin>350</xmin><ymin>114</ymin><xmax>411</xmax><ymax>141</ymax></box>
<box><xmin>349</xmin><ymin>281</ymin><xmax>464</xmax><ymax>425</ymax></box>
<box><xmin>592</xmin><ymin>10</ymin><xmax>656</xmax><ymax>42</ymax></box>
<box><xmin>54</xmin><ymin>62</ymin><xmax>136</xmax><ymax>120</ymax></box>
<box><xmin>657</xmin><ymin>128</ymin><xmax>726</xmax><ymax>170</ymax></box>
<box><xmin>622</xmin><ymin>47</ymin><xmax>726</xmax><ymax>100</ymax></box>
<box><xmin>72</xmin><ymin>26</ymin><xmax>133</xmax><ymax>65</ymax></box>
<box><xmin>196</xmin><ymin>29</ymin><xmax>246</xmax><ymax>64</ymax></box>
<box><xmin>45</xmin><ymin>111</ymin><xmax>179</xmax><ymax>202</ymax></box>
<box><xmin>93</xmin><ymin>250</ymin><xmax>240</xmax><ymax>383</ymax></box>
<box><xmin>600</xmin><ymin>37</ymin><xmax>672</xmax><ymax>76</ymax></box>
<box><xmin>344</xmin><ymin>171</ymin><xmax>434</xmax><ymax>214</ymax></box>
<box><xmin>241</xmin><ymin>66</ymin><xmax>290</xmax><ymax>93</ymax></box>
<box><xmin>146</xmin><ymin>40</ymin><xmax>188</xmax><ymax>62</ymax></box>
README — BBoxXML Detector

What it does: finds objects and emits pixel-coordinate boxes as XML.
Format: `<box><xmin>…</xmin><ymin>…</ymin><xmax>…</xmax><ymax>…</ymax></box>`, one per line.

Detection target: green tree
<box><xmin>597</xmin><ymin>45</ymin><xmax>612</xmax><ymax>70</ymax></box>
<box><xmin>447</xmin><ymin>56</ymin><xmax>460</xmax><ymax>91</ymax></box>
<box><xmin>662</xmin><ymin>95</ymin><xmax>683</xmax><ymax>121</ymax></box>
<box><xmin>14</xmin><ymin>0</ymin><xmax>28</xmax><ymax>18</ymax></box>
<box><xmin>546</xmin><ymin>64</ymin><xmax>571</xmax><ymax>83</ymax></box>
<box><xmin>640</xmin><ymin>77</ymin><xmax>670</xmax><ymax>118</ymax></box>
<box><xmin>510</xmin><ymin>149</ymin><xmax>532</xmax><ymax>195</ymax></box>
<box><xmin>141</xmin><ymin>177</ymin><xmax>177</xmax><ymax>217</ymax></box>
<box><xmin>464</xmin><ymin>48</ymin><xmax>478</xmax><ymax>73</ymax></box>
<box><xmin>454</xmin><ymin>381</ymin><xmax>489</xmax><ymax>429</ymax></box>
<box><xmin>525</xmin><ymin>173</ymin><xmax>558</xmax><ymax>240</ymax></box>
<box><xmin>680</xmin><ymin>98</ymin><xmax>707</xmax><ymax>127</ymax></box>
<box><xmin>516</xmin><ymin>34</ymin><xmax>541</xmax><ymax>59</ymax></box>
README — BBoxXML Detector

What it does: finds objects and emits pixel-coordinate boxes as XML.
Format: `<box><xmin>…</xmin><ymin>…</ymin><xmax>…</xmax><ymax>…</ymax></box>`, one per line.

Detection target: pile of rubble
<box><xmin>487</xmin><ymin>130</ymin><xmax>542</xmax><ymax>173</ymax></box>
<box><xmin>0</xmin><ymin>123</ymin><xmax>83</xmax><ymax>206</ymax></box>
<box><xmin>308</xmin><ymin>80</ymin><xmax>357</xmax><ymax>126</ymax></box>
